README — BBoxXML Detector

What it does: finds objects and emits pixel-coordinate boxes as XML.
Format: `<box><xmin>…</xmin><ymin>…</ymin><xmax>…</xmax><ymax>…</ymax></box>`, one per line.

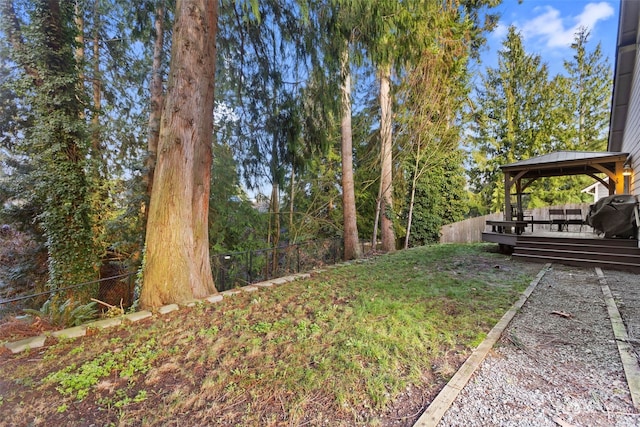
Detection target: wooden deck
<box><xmin>482</xmin><ymin>223</ymin><xmax>640</xmax><ymax>272</ymax></box>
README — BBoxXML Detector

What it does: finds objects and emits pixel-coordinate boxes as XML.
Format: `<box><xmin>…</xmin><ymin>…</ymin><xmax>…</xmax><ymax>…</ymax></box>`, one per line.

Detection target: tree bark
<box><xmin>145</xmin><ymin>1</ymin><xmax>166</xmax><ymax>206</ymax></box>
<box><xmin>269</xmin><ymin>180</ymin><xmax>280</xmax><ymax>274</ymax></box>
<box><xmin>141</xmin><ymin>0</ymin><xmax>218</xmax><ymax>308</ymax></box>
<box><xmin>340</xmin><ymin>46</ymin><xmax>361</xmax><ymax>260</ymax></box>
<box><xmin>74</xmin><ymin>1</ymin><xmax>84</xmax><ymax>90</ymax></box>
<box><xmin>379</xmin><ymin>64</ymin><xmax>396</xmax><ymax>252</ymax></box>
<box><xmin>289</xmin><ymin>166</ymin><xmax>295</xmax><ymax>242</ymax></box>
<box><xmin>91</xmin><ymin>6</ymin><xmax>101</xmax><ymax>155</ymax></box>
<box><xmin>404</xmin><ymin>149</ymin><xmax>420</xmax><ymax>249</ymax></box>
<box><xmin>372</xmin><ymin>186</ymin><xmax>381</xmax><ymax>249</ymax></box>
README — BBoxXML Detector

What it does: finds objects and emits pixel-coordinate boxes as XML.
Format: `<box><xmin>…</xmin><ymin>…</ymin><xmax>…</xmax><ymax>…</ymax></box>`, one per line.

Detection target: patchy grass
<box><xmin>0</xmin><ymin>243</ymin><xmax>542</xmax><ymax>426</ymax></box>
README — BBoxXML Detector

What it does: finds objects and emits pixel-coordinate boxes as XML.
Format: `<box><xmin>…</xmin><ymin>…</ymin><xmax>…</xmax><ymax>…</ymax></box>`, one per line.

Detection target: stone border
<box><xmin>596</xmin><ymin>268</ymin><xmax>640</xmax><ymax>410</ymax></box>
<box><xmin>413</xmin><ymin>263</ymin><xmax>551</xmax><ymax>427</ymax></box>
<box><xmin>3</xmin><ymin>271</ymin><xmax>318</xmax><ymax>354</ymax></box>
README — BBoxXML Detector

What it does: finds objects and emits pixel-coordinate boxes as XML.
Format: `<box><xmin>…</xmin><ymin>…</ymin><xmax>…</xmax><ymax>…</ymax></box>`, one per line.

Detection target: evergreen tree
<box><xmin>468</xmin><ymin>26</ymin><xmax>556</xmax><ymax>212</ymax></box>
<box><xmin>405</xmin><ymin>149</ymin><xmax>468</xmax><ymax>245</ymax></box>
<box><xmin>562</xmin><ymin>27</ymin><xmax>612</xmax><ymax>152</ymax></box>
<box><xmin>468</xmin><ymin>26</ymin><xmax>613</xmax><ymax>213</ymax></box>
<box><xmin>1</xmin><ymin>0</ymin><xmax>101</xmax><ymax>295</ymax></box>
<box><xmin>216</xmin><ymin>0</ymin><xmax>308</xmax><ymax>253</ymax></box>
<box><xmin>209</xmin><ymin>142</ymin><xmax>267</xmax><ymax>253</ymax></box>
<box><xmin>396</xmin><ymin>4</ymin><xmax>478</xmax><ymax>248</ymax></box>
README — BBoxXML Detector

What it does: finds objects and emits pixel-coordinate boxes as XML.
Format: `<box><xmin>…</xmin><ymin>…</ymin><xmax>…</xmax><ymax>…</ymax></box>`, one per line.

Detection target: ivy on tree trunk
<box><xmin>2</xmin><ymin>0</ymin><xmax>101</xmax><ymax>297</ymax></box>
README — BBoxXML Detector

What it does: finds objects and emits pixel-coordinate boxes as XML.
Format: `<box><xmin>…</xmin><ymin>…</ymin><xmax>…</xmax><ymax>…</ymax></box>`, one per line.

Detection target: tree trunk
<box><xmin>289</xmin><ymin>166</ymin><xmax>295</xmax><ymax>242</ymax></box>
<box><xmin>270</xmin><ymin>181</ymin><xmax>280</xmax><ymax>274</ymax></box>
<box><xmin>141</xmin><ymin>0</ymin><xmax>218</xmax><ymax>308</ymax></box>
<box><xmin>3</xmin><ymin>0</ymin><xmax>100</xmax><ymax>294</ymax></box>
<box><xmin>74</xmin><ymin>1</ymin><xmax>84</xmax><ymax>93</ymax></box>
<box><xmin>379</xmin><ymin>64</ymin><xmax>396</xmax><ymax>252</ymax></box>
<box><xmin>340</xmin><ymin>47</ymin><xmax>361</xmax><ymax>260</ymax></box>
<box><xmin>91</xmin><ymin>9</ymin><xmax>101</xmax><ymax>155</ymax></box>
<box><xmin>372</xmin><ymin>189</ymin><xmax>381</xmax><ymax>249</ymax></box>
<box><xmin>145</xmin><ymin>1</ymin><xmax>166</xmax><ymax>204</ymax></box>
<box><xmin>404</xmin><ymin>152</ymin><xmax>420</xmax><ymax>249</ymax></box>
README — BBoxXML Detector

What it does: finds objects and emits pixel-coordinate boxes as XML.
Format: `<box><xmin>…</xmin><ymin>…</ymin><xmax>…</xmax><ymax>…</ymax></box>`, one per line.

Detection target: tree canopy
<box><xmin>0</xmin><ymin>0</ymin><xmax>614</xmax><ymax>309</ymax></box>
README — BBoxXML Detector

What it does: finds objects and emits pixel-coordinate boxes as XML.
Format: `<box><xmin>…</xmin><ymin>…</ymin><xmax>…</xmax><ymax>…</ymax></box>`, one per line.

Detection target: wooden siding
<box><xmin>620</xmin><ymin>32</ymin><xmax>640</xmax><ymax>196</ymax></box>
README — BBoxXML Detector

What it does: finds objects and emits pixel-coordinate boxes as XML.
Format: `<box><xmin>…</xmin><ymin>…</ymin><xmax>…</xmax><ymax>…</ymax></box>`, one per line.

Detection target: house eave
<box><xmin>608</xmin><ymin>0</ymin><xmax>640</xmax><ymax>152</ymax></box>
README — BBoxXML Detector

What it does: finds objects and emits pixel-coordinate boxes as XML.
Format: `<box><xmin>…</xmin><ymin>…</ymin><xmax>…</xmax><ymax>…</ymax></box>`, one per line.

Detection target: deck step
<box><xmin>515</xmin><ymin>242</ymin><xmax>640</xmax><ymax>255</ymax></box>
<box><xmin>516</xmin><ymin>235</ymin><xmax>639</xmax><ymax>247</ymax></box>
<box><xmin>512</xmin><ymin>253</ymin><xmax>640</xmax><ymax>273</ymax></box>
<box><xmin>514</xmin><ymin>247</ymin><xmax>640</xmax><ymax>264</ymax></box>
<box><xmin>513</xmin><ymin>236</ymin><xmax>640</xmax><ymax>272</ymax></box>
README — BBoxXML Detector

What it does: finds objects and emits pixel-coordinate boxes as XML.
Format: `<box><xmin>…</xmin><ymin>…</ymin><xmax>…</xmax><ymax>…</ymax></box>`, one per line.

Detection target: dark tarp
<box><xmin>587</xmin><ymin>195</ymin><xmax>639</xmax><ymax>238</ymax></box>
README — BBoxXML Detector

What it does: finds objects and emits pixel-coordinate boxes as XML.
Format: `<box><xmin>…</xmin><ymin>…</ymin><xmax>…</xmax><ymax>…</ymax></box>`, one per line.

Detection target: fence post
<box><xmin>222</xmin><ymin>255</ymin><xmax>229</xmax><ymax>291</ymax></box>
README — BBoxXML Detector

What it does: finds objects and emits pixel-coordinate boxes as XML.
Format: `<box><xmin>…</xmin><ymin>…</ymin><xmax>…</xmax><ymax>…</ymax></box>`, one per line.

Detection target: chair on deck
<box><xmin>548</xmin><ymin>209</ymin><xmax>566</xmax><ymax>231</ymax></box>
<box><xmin>564</xmin><ymin>208</ymin><xmax>584</xmax><ymax>232</ymax></box>
<box><xmin>511</xmin><ymin>206</ymin><xmax>534</xmax><ymax>232</ymax></box>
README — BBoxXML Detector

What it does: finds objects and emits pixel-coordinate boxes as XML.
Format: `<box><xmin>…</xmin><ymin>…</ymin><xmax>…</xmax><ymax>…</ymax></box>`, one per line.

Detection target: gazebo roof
<box><xmin>500</xmin><ymin>151</ymin><xmax>629</xmax><ymax>178</ymax></box>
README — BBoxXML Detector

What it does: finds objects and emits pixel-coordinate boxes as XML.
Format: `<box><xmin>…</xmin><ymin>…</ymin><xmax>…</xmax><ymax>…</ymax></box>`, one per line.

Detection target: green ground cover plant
<box><xmin>0</xmin><ymin>243</ymin><xmax>541</xmax><ymax>426</ymax></box>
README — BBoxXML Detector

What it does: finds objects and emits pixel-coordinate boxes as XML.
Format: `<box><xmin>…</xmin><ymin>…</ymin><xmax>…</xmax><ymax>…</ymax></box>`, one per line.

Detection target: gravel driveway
<box><xmin>438</xmin><ymin>264</ymin><xmax>640</xmax><ymax>427</ymax></box>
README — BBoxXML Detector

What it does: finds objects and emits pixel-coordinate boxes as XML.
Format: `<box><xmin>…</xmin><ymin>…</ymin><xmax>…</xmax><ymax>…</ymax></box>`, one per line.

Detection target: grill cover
<box><xmin>586</xmin><ymin>195</ymin><xmax>639</xmax><ymax>238</ymax></box>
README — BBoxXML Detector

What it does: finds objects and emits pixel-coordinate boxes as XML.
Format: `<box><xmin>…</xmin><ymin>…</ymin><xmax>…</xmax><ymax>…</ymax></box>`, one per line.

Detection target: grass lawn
<box><xmin>0</xmin><ymin>243</ymin><xmax>542</xmax><ymax>426</ymax></box>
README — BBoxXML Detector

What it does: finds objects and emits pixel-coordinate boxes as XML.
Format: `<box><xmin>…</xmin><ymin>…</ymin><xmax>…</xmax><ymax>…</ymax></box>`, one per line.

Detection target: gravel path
<box><xmin>438</xmin><ymin>264</ymin><xmax>640</xmax><ymax>427</ymax></box>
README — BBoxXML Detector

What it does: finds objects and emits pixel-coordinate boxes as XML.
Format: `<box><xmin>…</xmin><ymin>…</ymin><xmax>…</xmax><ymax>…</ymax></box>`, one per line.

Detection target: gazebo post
<box><xmin>615</xmin><ymin>160</ymin><xmax>625</xmax><ymax>194</ymax></box>
<box><xmin>515</xmin><ymin>180</ymin><xmax>523</xmax><ymax>220</ymax></box>
<box><xmin>504</xmin><ymin>171</ymin><xmax>512</xmax><ymax>221</ymax></box>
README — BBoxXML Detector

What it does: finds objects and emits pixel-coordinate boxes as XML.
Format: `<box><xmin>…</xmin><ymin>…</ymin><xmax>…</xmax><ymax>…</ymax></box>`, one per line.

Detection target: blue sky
<box><xmin>482</xmin><ymin>0</ymin><xmax>619</xmax><ymax>76</ymax></box>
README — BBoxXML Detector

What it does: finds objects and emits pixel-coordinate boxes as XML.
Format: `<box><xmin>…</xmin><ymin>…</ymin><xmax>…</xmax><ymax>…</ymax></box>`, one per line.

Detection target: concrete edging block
<box><xmin>123</xmin><ymin>311</ymin><xmax>153</xmax><ymax>322</ymax></box>
<box><xmin>158</xmin><ymin>304</ymin><xmax>179</xmax><ymax>315</ymax></box>
<box><xmin>206</xmin><ymin>294</ymin><xmax>223</xmax><ymax>303</ymax></box>
<box><xmin>253</xmin><ymin>281</ymin><xmax>274</xmax><ymax>287</ymax></box>
<box><xmin>5</xmin><ymin>335</ymin><xmax>47</xmax><ymax>354</ymax></box>
<box><xmin>52</xmin><ymin>326</ymin><xmax>87</xmax><ymax>339</ymax></box>
<box><xmin>86</xmin><ymin>317</ymin><xmax>122</xmax><ymax>330</ymax></box>
<box><xmin>184</xmin><ymin>300</ymin><xmax>201</xmax><ymax>307</ymax></box>
<box><xmin>2</xmin><ymin>262</ymin><xmax>320</xmax><ymax>353</ymax></box>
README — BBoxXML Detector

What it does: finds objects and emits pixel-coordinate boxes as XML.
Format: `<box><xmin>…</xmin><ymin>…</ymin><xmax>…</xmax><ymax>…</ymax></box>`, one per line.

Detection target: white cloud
<box><xmin>517</xmin><ymin>2</ymin><xmax>615</xmax><ymax>48</ymax></box>
<box><xmin>492</xmin><ymin>22</ymin><xmax>509</xmax><ymax>40</ymax></box>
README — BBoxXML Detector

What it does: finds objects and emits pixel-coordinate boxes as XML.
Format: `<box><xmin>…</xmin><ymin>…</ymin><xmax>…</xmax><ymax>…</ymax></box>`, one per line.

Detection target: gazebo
<box><xmin>481</xmin><ymin>150</ymin><xmax>640</xmax><ymax>272</ymax></box>
<box><xmin>500</xmin><ymin>151</ymin><xmax>630</xmax><ymax>222</ymax></box>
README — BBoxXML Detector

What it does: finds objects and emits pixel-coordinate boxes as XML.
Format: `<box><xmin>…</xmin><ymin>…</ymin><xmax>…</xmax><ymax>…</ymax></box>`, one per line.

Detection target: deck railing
<box><xmin>440</xmin><ymin>203</ymin><xmax>591</xmax><ymax>244</ymax></box>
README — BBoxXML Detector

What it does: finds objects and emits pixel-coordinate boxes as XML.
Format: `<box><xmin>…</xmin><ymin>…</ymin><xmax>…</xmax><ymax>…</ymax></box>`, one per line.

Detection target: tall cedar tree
<box><xmin>140</xmin><ymin>0</ymin><xmax>218</xmax><ymax>308</ymax></box>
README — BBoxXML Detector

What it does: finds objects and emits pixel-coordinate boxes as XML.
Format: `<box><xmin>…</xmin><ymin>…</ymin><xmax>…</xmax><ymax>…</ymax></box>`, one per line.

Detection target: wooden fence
<box><xmin>439</xmin><ymin>203</ymin><xmax>591</xmax><ymax>244</ymax></box>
